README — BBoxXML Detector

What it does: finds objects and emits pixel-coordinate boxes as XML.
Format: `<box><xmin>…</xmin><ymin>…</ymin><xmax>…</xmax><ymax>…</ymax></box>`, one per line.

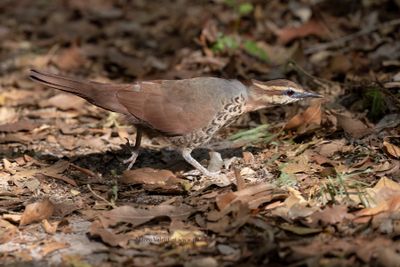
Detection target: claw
<box><xmin>124</xmin><ymin>151</ymin><xmax>139</xmax><ymax>170</ymax></box>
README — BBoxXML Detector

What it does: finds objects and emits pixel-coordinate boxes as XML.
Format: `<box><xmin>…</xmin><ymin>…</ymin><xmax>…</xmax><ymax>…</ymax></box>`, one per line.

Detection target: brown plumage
<box><xmin>30</xmin><ymin>69</ymin><xmax>321</xmax><ymax>177</ymax></box>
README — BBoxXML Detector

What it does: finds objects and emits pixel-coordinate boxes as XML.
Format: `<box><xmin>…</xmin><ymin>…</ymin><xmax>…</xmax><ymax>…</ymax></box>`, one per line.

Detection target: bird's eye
<box><xmin>286</xmin><ymin>89</ymin><xmax>295</xmax><ymax>96</ymax></box>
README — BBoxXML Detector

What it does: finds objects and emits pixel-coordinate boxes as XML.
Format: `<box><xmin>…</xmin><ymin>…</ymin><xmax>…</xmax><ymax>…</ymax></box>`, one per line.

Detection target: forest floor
<box><xmin>0</xmin><ymin>0</ymin><xmax>400</xmax><ymax>266</ymax></box>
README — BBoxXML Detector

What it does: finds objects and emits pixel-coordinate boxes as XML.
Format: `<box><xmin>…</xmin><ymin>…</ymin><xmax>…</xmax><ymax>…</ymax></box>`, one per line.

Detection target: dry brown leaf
<box><xmin>317</xmin><ymin>139</ymin><xmax>346</xmax><ymax>157</ymax></box>
<box><xmin>355</xmin><ymin>177</ymin><xmax>400</xmax><ymax>217</ymax></box>
<box><xmin>53</xmin><ymin>45</ymin><xmax>88</xmax><ymax>70</ymax></box>
<box><xmin>336</xmin><ymin>114</ymin><xmax>371</xmax><ymax>138</ymax></box>
<box><xmin>383</xmin><ymin>137</ymin><xmax>400</xmax><ymax>158</ymax></box>
<box><xmin>242</xmin><ymin>151</ymin><xmax>255</xmax><ymax>164</ymax></box>
<box><xmin>274</xmin><ymin>20</ymin><xmax>328</xmax><ymax>45</ymax></box>
<box><xmin>20</xmin><ymin>199</ymin><xmax>55</xmax><ymax>226</ymax></box>
<box><xmin>41</xmin><ymin>240</ymin><xmax>69</xmax><ymax>256</ymax></box>
<box><xmin>0</xmin><ymin>107</ymin><xmax>18</xmax><ymax>124</ymax></box>
<box><xmin>0</xmin><ymin>120</ymin><xmax>39</xmax><ymax>133</ymax></box>
<box><xmin>121</xmin><ymin>168</ymin><xmax>188</xmax><ymax>192</ymax></box>
<box><xmin>282</xmin><ymin>155</ymin><xmax>311</xmax><ymax>174</ymax></box>
<box><xmin>12</xmin><ymin>160</ymin><xmax>76</xmax><ymax>186</ymax></box>
<box><xmin>310</xmin><ymin>205</ymin><xmax>354</xmax><ymax>226</ymax></box>
<box><xmin>39</xmin><ymin>160</ymin><xmax>76</xmax><ymax>186</ymax></box>
<box><xmin>285</xmin><ymin>102</ymin><xmax>322</xmax><ymax>131</ymax></box>
<box><xmin>216</xmin><ymin>183</ymin><xmax>277</xmax><ymax>211</ymax></box>
<box><xmin>89</xmin><ymin>220</ymin><xmax>129</xmax><ymax>247</ymax></box>
<box><xmin>99</xmin><ymin>204</ymin><xmax>194</xmax><ymax>228</ymax></box>
<box><xmin>0</xmin><ymin>218</ymin><xmax>18</xmax><ymax>244</ymax></box>
<box><xmin>40</xmin><ymin>94</ymin><xmax>86</xmax><ymax>111</ymax></box>
<box><xmin>42</xmin><ymin>219</ymin><xmax>59</xmax><ymax>234</ymax></box>
<box><xmin>206</xmin><ymin>201</ymin><xmax>250</xmax><ymax>235</ymax></box>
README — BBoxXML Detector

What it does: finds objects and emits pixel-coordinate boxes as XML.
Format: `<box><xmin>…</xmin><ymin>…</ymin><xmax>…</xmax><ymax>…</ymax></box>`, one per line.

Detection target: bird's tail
<box><xmin>30</xmin><ymin>69</ymin><xmax>129</xmax><ymax>114</ymax></box>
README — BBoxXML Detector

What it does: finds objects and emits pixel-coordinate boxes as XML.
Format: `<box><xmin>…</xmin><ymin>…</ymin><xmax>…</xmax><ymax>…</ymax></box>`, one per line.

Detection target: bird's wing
<box><xmin>116</xmin><ymin>79</ymin><xmax>218</xmax><ymax>135</ymax></box>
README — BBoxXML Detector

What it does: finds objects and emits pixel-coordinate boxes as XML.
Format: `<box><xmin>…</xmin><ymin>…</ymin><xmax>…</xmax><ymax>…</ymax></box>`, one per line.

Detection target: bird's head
<box><xmin>245</xmin><ymin>79</ymin><xmax>322</xmax><ymax>111</ymax></box>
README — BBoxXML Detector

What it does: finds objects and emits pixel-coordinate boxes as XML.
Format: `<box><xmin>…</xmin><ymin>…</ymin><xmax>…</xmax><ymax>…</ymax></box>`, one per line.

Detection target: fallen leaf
<box><xmin>41</xmin><ymin>240</ymin><xmax>69</xmax><ymax>256</ymax></box>
<box><xmin>242</xmin><ymin>151</ymin><xmax>255</xmax><ymax>164</ymax></box>
<box><xmin>53</xmin><ymin>45</ymin><xmax>88</xmax><ymax>71</ymax></box>
<box><xmin>0</xmin><ymin>120</ymin><xmax>39</xmax><ymax>133</ymax></box>
<box><xmin>0</xmin><ymin>218</ymin><xmax>18</xmax><ymax>244</ymax></box>
<box><xmin>40</xmin><ymin>94</ymin><xmax>86</xmax><ymax>111</ymax></box>
<box><xmin>317</xmin><ymin>139</ymin><xmax>346</xmax><ymax>157</ymax></box>
<box><xmin>42</xmin><ymin>219</ymin><xmax>59</xmax><ymax>234</ymax></box>
<box><xmin>282</xmin><ymin>155</ymin><xmax>311</xmax><ymax>174</ymax></box>
<box><xmin>336</xmin><ymin>113</ymin><xmax>371</xmax><ymax>138</ymax></box>
<box><xmin>272</xmin><ymin>20</ymin><xmax>328</xmax><ymax>44</ymax></box>
<box><xmin>355</xmin><ymin>177</ymin><xmax>400</xmax><ymax>218</ymax></box>
<box><xmin>310</xmin><ymin>205</ymin><xmax>354</xmax><ymax>226</ymax></box>
<box><xmin>206</xmin><ymin>201</ymin><xmax>250</xmax><ymax>235</ymax></box>
<box><xmin>285</xmin><ymin>101</ymin><xmax>322</xmax><ymax>132</ymax></box>
<box><xmin>383</xmin><ymin>137</ymin><xmax>400</xmax><ymax>158</ymax></box>
<box><xmin>121</xmin><ymin>168</ymin><xmax>189</xmax><ymax>192</ymax></box>
<box><xmin>20</xmin><ymin>199</ymin><xmax>55</xmax><ymax>226</ymax></box>
<box><xmin>12</xmin><ymin>160</ymin><xmax>76</xmax><ymax>186</ymax></box>
<box><xmin>279</xmin><ymin>223</ymin><xmax>322</xmax><ymax>235</ymax></box>
<box><xmin>99</xmin><ymin>204</ymin><xmax>194</xmax><ymax>228</ymax></box>
<box><xmin>170</xmin><ymin>229</ymin><xmax>206</xmax><ymax>245</ymax></box>
<box><xmin>89</xmin><ymin>220</ymin><xmax>129</xmax><ymax>247</ymax></box>
<box><xmin>216</xmin><ymin>183</ymin><xmax>277</xmax><ymax>210</ymax></box>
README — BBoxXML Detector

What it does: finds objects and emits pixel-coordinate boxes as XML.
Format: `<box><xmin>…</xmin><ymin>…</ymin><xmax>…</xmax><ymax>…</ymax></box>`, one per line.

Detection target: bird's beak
<box><xmin>302</xmin><ymin>91</ymin><xmax>323</xmax><ymax>98</ymax></box>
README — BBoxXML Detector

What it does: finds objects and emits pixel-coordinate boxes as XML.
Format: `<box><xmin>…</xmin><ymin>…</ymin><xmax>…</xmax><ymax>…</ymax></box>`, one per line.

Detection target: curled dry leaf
<box><xmin>90</xmin><ymin>220</ymin><xmax>128</xmax><ymax>247</ymax></box>
<box><xmin>206</xmin><ymin>201</ymin><xmax>250</xmax><ymax>235</ymax></box>
<box><xmin>285</xmin><ymin>101</ymin><xmax>322</xmax><ymax>132</ymax></box>
<box><xmin>42</xmin><ymin>219</ymin><xmax>59</xmax><ymax>234</ymax></box>
<box><xmin>20</xmin><ymin>199</ymin><xmax>55</xmax><ymax>226</ymax></box>
<box><xmin>216</xmin><ymin>183</ymin><xmax>277</xmax><ymax>211</ymax></box>
<box><xmin>383</xmin><ymin>137</ymin><xmax>400</xmax><ymax>158</ymax></box>
<box><xmin>336</xmin><ymin>113</ymin><xmax>371</xmax><ymax>138</ymax></box>
<box><xmin>355</xmin><ymin>177</ymin><xmax>400</xmax><ymax>218</ymax></box>
<box><xmin>121</xmin><ymin>168</ymin><xmax>190</xmax><ymax>192</ymax></box>
<box><xmin>271</xmin><ymin>20</ymin><xmax>328</xmax><ymax>45</ymax></box>
<box><xmin>99</xmin><ymin>204</ymin><xmax>194</xmax><ymax>228</ymax></box>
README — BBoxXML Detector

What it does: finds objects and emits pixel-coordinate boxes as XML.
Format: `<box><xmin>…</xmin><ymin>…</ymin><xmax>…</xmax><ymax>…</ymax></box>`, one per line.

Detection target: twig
<box><xmin>70</xmin><ymin>163</ymin><xmax>101</xmax><ymax>180</ymax></box>
<box><xmin>233</xmin><ymin>167</ymin><xmax>246</xmax><ymax>191</ymax></box>
<box><xmin>286</xmin><ymin>60</ymin><xmax>335</xmax><ymax>90</ymax></box>
<box><xmin>305</xmin><ymin>18</ymin><xmax>400</xmax><ymax>54</ymax></box>
<box><xmin>87</xmin><ymin>184</ymin><xmax>116</xmax><ymax>208</ymax></box>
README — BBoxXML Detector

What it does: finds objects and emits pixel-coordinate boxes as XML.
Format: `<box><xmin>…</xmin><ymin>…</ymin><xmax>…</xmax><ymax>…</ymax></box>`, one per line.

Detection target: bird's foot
<box><xmin>121</xmin><ymin>138</ymin><xmax>140</xmax><ymax>170</ymax></box>
<box><xmin>184</xmin><ymin>168</ymin><xmax>220</xmax><ymax>178</ymax></box>
<box><xmin>183</xmin><ymin>169</ymin><xmax>230</xmax><ymax>185</ymax></box>
<box><xmin>123</xmin><ymin>151</ymin><xmax>139</xmax><ymax>170</ymax></box>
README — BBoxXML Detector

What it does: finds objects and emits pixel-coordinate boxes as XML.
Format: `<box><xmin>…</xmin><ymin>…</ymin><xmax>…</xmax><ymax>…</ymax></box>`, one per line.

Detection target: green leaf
<box><xmin>212</xmin><ymin>34</ymin><xmax>239</xmax><ymax>52</ymax></box>
<box><xmin>243</xmin><ymin>40</ymin><xmax>269</xmax><ymax>62</ymax></box>
<box><xmin>224</xmin><ymin>0</ymin><xmax>236</xmax><ymax>7</ymax></box>
<box><xmin>238</xmin><ymin>3</ymin><xmax>253</xmax><ymax>16</ymax></box>
<box><xmin>365</xmin><ymin>87</ymin><xmax>385</xmax><ymax>120</ymax></box>
<box><xmin>280</xmin><ymin>223</ymin><xmax>322</xmax><ymax>235</ymax></box>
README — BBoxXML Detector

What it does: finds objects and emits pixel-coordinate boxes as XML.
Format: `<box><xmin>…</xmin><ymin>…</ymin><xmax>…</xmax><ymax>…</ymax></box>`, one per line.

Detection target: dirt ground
<box><xmin>0</xmin><ymin>0</ymin><xmax>400</xmax><ymax>266</ymax></box>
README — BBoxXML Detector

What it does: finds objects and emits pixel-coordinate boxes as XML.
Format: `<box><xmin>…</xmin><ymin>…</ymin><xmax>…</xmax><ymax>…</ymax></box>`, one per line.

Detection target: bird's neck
<box><xmin>243</xmin><ymin>84</ymin><xmax>275</xmax><ymax>112</ymax></box>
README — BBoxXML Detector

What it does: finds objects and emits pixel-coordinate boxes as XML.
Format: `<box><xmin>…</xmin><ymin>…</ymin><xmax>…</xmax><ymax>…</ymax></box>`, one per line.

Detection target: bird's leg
<box><xmin>181</xmin><ymin>148</ymin><xmax>219</xmax><ymax>177</ymax></box>
<box><xmin>123</xmin><ymin>127</ymin><xmax>143</xmax><ymax>170</ymax></box>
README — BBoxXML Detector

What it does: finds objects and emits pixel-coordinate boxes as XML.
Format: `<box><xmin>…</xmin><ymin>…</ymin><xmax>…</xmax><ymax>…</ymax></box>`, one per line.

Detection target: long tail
<box><xmin>30</xmin><ymin>69</ymin><xmax>129</xmax><ymax>114</ymax></box>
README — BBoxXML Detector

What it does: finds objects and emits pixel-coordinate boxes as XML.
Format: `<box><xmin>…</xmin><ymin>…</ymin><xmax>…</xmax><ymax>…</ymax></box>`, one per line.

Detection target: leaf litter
<box><xmin>0</xmin><ymin>0</ymin><xmax>400</xmax><ymax>266</ymax></box>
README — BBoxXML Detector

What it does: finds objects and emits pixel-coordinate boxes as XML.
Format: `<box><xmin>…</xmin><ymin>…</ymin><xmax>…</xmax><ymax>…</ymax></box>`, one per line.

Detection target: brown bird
<box><xmin>30</xmin><ymin>69</ymin><xmax>322</xmax><ymax>177</ymax></box>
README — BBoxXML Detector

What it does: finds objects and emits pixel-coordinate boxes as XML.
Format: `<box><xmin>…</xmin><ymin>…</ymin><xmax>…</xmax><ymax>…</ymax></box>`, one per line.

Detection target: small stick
<box><xmin>87</xmin><ymin>184</ymin><xmax>116</xmax><ymax>208</ymax></box>
<box><xmin>305</xmin><ymin>18</ymin><xmax>400</xmax><ymax>54</ymax></box>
